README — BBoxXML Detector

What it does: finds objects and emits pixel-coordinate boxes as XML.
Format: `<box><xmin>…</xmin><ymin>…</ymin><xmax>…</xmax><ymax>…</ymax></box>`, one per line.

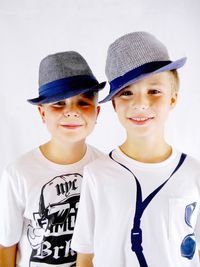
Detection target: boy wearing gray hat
<box><xmin>71</xmin><ymin>32</ymin><xmax>200</xmax><ymax>267</ymax></box>
<box><xmin>0</xmin><ymin>51</ymin><xmax>106</xmax><ymax>267</ymax></box>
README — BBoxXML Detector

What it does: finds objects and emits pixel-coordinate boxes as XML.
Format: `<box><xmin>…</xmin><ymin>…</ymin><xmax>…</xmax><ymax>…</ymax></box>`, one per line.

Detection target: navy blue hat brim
<box><xmin>99</xmin><ymin>57</ymin><xmax>186</xmax><ymax>103</ymax></box>
<box><xmin>28</xmin><ymin>81</ymin><xmax>106</xmax><ymax>105</ymax></box>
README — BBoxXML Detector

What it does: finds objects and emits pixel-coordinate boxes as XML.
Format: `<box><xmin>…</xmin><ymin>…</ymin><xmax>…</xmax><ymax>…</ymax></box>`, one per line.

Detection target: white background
<box><xmin>0</xmin><ymin>0</ymin><xmax>200</xmax><ymax>174</ymax></box>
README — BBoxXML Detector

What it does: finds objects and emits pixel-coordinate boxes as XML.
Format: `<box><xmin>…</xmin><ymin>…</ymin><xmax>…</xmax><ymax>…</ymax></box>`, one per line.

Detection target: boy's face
<box><xmin>38</xmin><ymin>92</ymin><xmax>100</xmax><ymax>144</ymax></box>
<box><xmin>112</xmin><ymin>71</ymin><xmax>177</xmax><ymax>139</ymax></box>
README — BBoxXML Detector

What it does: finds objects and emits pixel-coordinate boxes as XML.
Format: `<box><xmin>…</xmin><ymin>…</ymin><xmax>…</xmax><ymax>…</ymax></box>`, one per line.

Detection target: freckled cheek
<box><xmin>82</xmin><ymin>107</ymin><xmax>98</xmax><ymax>116</ymax></box>
<box><xmin>114</xmin><ymin>108</ymin><xmax>127</xmax><ymax>125</ymax></box>
<box><xmin>43</xmin><ymin>111</ymin><xmax>61</xmax><ymax>126</ymax></box>
<box><xmin>115</xmin><ymin>105</ymin><xmax>128</xmax><ymax>117</ymax></box>
<box><xmin>155</xmin><ymin>107</ymin><xmax>171</xmax><ymax>122</ymax></box>
<box><xmin>45</xmin><ymin>118</ymin><xmax>60</xmax><ymax>130</ymax></box>
<box><xmin>44</xmin><ymin>109</ymin><xmax>63</xmax><ymax>120</ymax></box>
<box><xmin>83</xmin><ymin>113</ymin><xmax>98</xmax><ymax>124</ymax></box>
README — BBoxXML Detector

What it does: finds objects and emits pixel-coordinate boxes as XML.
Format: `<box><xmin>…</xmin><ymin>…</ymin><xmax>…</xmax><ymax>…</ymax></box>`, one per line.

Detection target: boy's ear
<box><xmin>38</xmin><ymin>105</ymin><xmax>46</xmax><ymax>123</ymax></box>
<box><xmin>170</xmin><ymin>91</ymin><xmax>178</xmax><ymax>109</ymax></box>
<box><xmin>97</xmin><ymin>105</ymin><xmax>100</xmax><ymax>116</ymax></box>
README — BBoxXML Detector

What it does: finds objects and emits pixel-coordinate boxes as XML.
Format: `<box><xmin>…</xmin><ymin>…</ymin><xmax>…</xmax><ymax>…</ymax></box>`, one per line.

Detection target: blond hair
<box><xmin>170</xmin><ymin>69</ymin><xmax>180</xmax><ymax>92</ymax></box>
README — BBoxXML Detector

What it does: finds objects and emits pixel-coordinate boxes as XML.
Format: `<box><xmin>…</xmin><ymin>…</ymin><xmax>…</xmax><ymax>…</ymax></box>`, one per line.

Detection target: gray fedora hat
<box><xmin>28</xmin><ymin>51</ymin><xmax>106</xmax><ymax>105</ymax></box>
<box><xmin>100</xmin><ymin>31</ymin><xmax>186</xmax><ymax>103</ymax></box>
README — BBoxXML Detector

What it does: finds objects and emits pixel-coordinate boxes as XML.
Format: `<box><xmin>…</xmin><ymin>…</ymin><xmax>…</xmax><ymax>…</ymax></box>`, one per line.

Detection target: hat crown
<box><xmin>39</xmin><ymin>51</ymin><xmax>94</xmax><ymax>87</ymax></box>
<box><xmin>28</xmin><ymin>51</ymin><xmax>106</xmax><ymax>105</ymax></box>
<box><xmin>105</xmin><ymin>31</ymin><xmax>170</xmax><ymax>82</ymax></box>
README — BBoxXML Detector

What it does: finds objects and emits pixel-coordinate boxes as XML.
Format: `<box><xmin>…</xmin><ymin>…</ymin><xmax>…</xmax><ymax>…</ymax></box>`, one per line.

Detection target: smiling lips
<box><xmin>128</xmin><ymin>116</ymin><xmax>154</xmax><ymax>125</ymax></box>
<box><xmin>60</xmin><ymin>123</ymin><xmax>84</xmax><ymax>129</ymax></box>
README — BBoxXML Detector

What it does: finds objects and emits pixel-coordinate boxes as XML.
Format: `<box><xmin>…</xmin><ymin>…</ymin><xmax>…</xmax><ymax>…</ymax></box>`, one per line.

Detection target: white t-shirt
<box><xmin>71</xmin><ymin>147</ymin><xmax>200</xmax><ymax>267</ymax></box>
<box><xmin>0</xmin><ymin>144</ymin><xmax>103</xmax><ymax>267</ymax></box>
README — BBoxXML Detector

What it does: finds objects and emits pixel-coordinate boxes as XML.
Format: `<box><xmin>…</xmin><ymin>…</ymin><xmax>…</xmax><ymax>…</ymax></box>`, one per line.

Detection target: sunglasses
<box><xmin>180</xmin><ymin>202</ymin><xmax>197</xmax><ymax>260</ymax></box>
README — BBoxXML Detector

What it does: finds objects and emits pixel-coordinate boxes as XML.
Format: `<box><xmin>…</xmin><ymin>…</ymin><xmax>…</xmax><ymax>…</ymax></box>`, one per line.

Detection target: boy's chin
<box><xmin>126</xmin><ymin>126</ymin><xmax>158</xmax><ymax>139</ymax></box>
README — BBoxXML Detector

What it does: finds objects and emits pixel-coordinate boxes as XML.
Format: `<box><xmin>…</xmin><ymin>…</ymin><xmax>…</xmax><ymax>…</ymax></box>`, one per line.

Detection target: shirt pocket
<box><xmin>168</xmin><ymin>198</ymin><xmax>199</xmax><ymax>260</ymax></box>
<box><xmin>169</xmin><ymin>198</ymin><xmax>199</xmax><ymax>240</ymax></box>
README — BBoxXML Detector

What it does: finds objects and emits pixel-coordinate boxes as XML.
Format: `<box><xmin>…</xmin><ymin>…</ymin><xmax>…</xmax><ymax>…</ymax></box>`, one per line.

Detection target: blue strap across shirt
<box><xmin>109</xmin><ymin>151</ymin><xmax>187</xmax><ymax>267</ymax></box>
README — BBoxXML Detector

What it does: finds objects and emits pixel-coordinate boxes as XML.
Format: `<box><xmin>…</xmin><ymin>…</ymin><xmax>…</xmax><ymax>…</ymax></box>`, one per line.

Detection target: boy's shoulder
<box><xmin>184</xmin><ymin>152</ymin><xmax>200</xmax><ymax>170</ymax></box>
<box><xmin>86</xmin><ymin>144</ymin><xmax>105</xmax><ymax>161</ymax></box>
<box><xmin>171</xmin><ymin>149</ymin><xmax>200</xmax><ymax>179</ymax></box>
<box><xmin>84</xmin><ymin>148</ymin><xmax>116</xmax><ymax>171</ymax></box>
<box><xmin>3</xmin><ymin>147</ymin><xmax>40</xmax><ymax>175</ymax></box>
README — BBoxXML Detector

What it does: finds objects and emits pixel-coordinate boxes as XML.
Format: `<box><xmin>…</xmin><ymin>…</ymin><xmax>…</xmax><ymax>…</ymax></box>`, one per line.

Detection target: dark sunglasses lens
<box><xmin>181</xmin><ymin>234</ymin><xmax>196</xmax><ymax>260</ymax></box>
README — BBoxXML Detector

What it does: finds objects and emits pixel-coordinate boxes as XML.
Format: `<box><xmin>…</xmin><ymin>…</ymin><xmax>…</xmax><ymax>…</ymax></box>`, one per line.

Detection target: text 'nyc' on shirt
<box><xmin>0</xmin><ymin>144</ymin><xmax>103</xmax><ymax>267</ymax></box>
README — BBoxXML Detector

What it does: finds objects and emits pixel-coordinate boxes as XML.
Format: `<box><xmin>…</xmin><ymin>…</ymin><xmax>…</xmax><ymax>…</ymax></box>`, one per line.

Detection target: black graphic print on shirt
<box><xmin>27</xmin><ymin>173</ymin><xmax>82</xmax><ymax>266</ymax></box>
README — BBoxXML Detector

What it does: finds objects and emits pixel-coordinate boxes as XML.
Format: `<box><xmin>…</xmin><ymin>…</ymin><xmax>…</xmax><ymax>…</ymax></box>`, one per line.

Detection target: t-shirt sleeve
<box><xmin>0</xmin><ymin>166</ymin><xmax>25</xmax><ymax>246</ymax></box>
<box><xmin>71</xmin><ymin>167</ymin><xmax>95</xmax><ymax>253</ymax></box>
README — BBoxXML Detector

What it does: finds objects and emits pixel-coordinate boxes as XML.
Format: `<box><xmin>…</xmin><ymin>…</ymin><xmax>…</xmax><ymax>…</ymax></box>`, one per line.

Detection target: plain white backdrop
<box><xmin>0</xmin><ymin>0</ymin><xmax>200</xmax><ymax>174</ymax></box>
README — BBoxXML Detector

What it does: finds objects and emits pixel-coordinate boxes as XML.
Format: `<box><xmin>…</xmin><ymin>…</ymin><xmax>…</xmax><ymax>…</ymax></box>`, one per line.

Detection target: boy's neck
<box><xmin>39</xmin><ymin>139</ymin><xmax>87</xmax><ymax>165</ymax></box>
<box><xmin>120</xmin><ymin>137</ymin><xmax>172</xmax><ymax>163</ymax></box>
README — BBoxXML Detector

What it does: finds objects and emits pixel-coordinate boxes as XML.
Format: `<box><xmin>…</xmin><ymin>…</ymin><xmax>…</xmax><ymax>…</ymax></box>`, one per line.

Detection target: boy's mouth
<box><xmin>60</xmin><ymin>123</ymin><xmax>84</xmax><ymax>129</ymax></box>
<box><xmin>128</xmin><ymin>116</ymin><xmax>154</xmax><ymax>125</ymax></box>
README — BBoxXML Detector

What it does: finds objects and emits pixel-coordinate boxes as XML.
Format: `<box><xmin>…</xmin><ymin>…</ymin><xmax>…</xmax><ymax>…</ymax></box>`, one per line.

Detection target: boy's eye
<box><xmin>119</xmin><ymin>90</ymin><xmax>133</xmax><ymax>97</ymax></box>
<box><xmin>78</xmin><ymin>100</ymin><xmax>91</xmax><ymax>106</ymax></box>
<box><xmin>51</xmin><ymin>101</ymin><xmax>66</xmax><ymax>107</ymax></box>
<box><xmin>148</xmin><ymin>89</ymin><xmax>161</xmax><ymax>95</ymax></box>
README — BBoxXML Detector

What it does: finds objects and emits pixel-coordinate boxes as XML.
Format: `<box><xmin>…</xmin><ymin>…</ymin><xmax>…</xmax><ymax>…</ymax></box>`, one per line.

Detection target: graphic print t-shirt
<box><xmin>0</xmin><ymin>144</ymin><xmax>103</xmax><ymax>267</ymax></box>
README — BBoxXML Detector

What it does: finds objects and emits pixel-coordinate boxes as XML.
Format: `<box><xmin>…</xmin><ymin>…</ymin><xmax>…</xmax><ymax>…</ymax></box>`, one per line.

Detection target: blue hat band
<box><xmin>109</xmin><ymin>61</ymin><xmax>172</xmax><ymax>93</ymax></box>
<box><xmin>39</xmin><ymin>75</ymin><xmax>99</xmax><ymax>97</ymax></box>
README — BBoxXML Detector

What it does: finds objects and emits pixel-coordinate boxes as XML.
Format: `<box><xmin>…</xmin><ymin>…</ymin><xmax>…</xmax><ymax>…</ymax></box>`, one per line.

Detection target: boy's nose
<box><xmin>132</xmin><ymin>94</ymin><xmax>149</xmax><ymax>110</ymax></box>
<box><xmin>63</xmin><ymin>110</ymin><xmax>80</xmax><ymax>118</ymax></box>
<box><xmin>132</xmin><ymin>104</ymin><xmax>149</xmax><ymax>110</ymax></box>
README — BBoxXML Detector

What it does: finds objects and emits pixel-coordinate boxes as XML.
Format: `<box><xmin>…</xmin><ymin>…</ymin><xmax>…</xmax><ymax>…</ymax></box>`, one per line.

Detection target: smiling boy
<box><xmin>0</xmin><ymin>51</ymin><xmax>106</xmax><ymax>267</ymax></box>
<box><xmin>71</xmin><ymin>32</ymin><xmax>200</xmax><ymax>267</ymax></box>
<box><xmin>113</xmin><ymin>71</ymin><xmax>177</xmax><ymax>151</ymax></box>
